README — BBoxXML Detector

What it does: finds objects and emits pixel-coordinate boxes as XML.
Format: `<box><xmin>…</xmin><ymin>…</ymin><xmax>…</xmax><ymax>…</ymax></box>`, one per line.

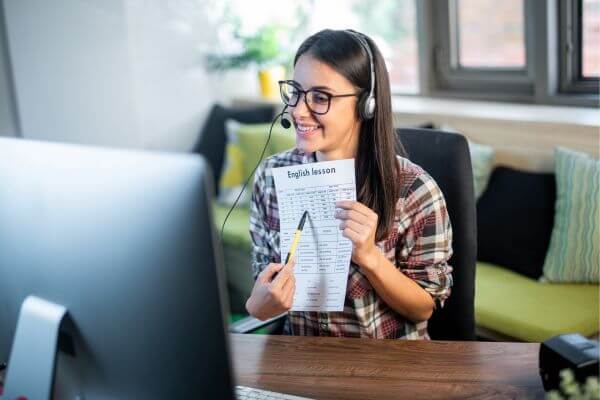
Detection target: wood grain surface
<box><xmin>230</xmin><ymin>333</ymin><xmax>545</xmax><ymax>399</ymax></box>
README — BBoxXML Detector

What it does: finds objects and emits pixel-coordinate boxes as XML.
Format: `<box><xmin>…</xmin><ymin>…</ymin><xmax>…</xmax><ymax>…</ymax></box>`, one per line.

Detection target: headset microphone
<box><xmin>280</xmin><ymin>106</ymin><xmax>291</xmax><ymax>129</ymax></box>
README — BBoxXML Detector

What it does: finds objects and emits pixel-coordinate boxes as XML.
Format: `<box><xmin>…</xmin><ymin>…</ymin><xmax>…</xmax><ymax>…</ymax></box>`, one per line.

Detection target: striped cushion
<box><xmin>468</xmin><ymin>140</ymin><xmax>495</xmax><ymax>199</ymax></box>
<box><xmin>542</xmin><ymin>147</ymin><xmax>599</xmax><ymax>283</ymax></box>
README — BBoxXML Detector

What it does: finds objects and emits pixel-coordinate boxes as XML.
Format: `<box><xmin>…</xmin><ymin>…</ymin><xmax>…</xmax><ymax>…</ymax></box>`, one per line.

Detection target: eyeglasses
<box><xmin>278</xmin><ymin>80</ymin><xmax>361</xmax><ymax>115</ymax></box>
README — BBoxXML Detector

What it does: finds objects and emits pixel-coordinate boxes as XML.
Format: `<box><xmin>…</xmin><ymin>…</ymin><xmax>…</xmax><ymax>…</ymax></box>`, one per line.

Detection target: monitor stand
<box><xmin>3</xmin><ymin>296</ymin><xmax>67</xmax><ymax>400</ymax></box>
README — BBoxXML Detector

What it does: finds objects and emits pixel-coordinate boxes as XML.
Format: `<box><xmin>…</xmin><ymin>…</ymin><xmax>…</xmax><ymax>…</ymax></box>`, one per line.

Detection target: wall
<box><xmin>391</xmin><ymin>97</ymin><xmax>600</xmax><ymax>172</ymax></box>
<box><xmin>123</xmin><ymin>0</ymin><xmax>257</xmax><ymax>151</ymax></box>
<box><xmin>2</xmin><ymin>0</ymin><xmax>258</xmax><ymax>151</ymax></box>
<box><xmin>3</xmin><ymin>0</ymin><xmax>141</xmax><ymax>147</ymax></box>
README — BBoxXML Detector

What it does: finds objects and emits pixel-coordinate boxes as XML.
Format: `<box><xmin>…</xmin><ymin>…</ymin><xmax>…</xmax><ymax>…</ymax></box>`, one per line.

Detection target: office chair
<box><xmin>231</xmin><ymin>128</ymin><xmax>477</xmax><ymax>341</ymax></box>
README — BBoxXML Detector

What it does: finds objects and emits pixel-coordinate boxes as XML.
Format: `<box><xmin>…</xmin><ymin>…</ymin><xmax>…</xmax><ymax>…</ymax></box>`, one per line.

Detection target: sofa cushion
<box><xmin>213</xmin><ymin>203</ymin><xmax>255</xmax><ymax>313</ymax></box>
<box><xmin>218</xmin><ymin>120</ymin><xmax>296</xmax><ymax>206</ymax></box>
<box><xmin>477</xmin><ymin>166</ymin><xmax>556</xmax><ymax>279</ymax></box>
<box><xmin>542</xmin><ymin>147</ymin><xmax>599</xmax><ymax>283</ymax></box>
<box><xmin>467</xmin><ymin>140</ymin><xmax>495</xmax><ymax>200</ymax></box>
<box><xmin>192</xmin><ymin>104</ymin><xmax>274</xmax><ymax>194</ymax></box>
<box><xmin>270</xmin><ymin>129</ymin><xmax>296</xmax><ymax>154</ymax></box>
<box><xmin>213</xmin><ymin>203</ymin><xmax>252</xmax><ymax>252</ymax></box>
<box><xmin>235</xmin><ymin>122</ymin><xmax>292</xmax><ymax>182</ymax></box>
<box><xmin>475</xmin><ymin>262</ymin><xmax>599</xmax><ymax>342</ymax></box>
<box><xmin>218</xmin><ymin>120</ymin><xmax>248</xmax><ymax>205</ymax></box>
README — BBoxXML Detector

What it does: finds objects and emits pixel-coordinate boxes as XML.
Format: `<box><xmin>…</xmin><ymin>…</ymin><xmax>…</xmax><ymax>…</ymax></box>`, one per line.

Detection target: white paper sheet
<box><xmin>272</xmin><ymin>158</ymin><xmax>356</xmax><ymax>312</ymax></box>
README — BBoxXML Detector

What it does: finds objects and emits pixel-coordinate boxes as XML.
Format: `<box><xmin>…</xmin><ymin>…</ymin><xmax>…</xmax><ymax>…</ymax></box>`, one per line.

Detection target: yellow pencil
<box><xmin>285</xmin><ymin>210</ymin><xmax>308</xmax><ymax>265</ymax></box>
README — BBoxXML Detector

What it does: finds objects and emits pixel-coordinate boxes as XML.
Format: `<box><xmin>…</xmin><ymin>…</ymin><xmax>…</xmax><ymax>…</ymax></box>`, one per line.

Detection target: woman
<box><xmin>246</xmin><ymin>29</ymin><xmax>453</xmax><ymax>339</ymax></box>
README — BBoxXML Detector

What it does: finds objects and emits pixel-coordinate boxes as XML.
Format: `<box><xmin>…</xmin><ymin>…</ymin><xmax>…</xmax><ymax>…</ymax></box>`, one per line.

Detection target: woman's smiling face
<box><xmin>290</xmin><ymin>53</ymin><xmax>362</xmax><ymax>161</ymax></box>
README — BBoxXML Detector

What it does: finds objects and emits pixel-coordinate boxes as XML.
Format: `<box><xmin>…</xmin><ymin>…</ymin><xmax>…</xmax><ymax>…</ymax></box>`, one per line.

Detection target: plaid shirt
<box><xmin>249</xmin><ymin>148</ymin><xmax>453</xmax><ymax>340</ymax></box>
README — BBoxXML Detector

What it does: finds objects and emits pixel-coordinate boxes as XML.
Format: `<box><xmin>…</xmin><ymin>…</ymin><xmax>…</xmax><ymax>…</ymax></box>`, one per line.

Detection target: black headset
<box><xmin>345</xmin><ymin>30</ymin><xmax>376</xmax><ymax>121</ymax></box>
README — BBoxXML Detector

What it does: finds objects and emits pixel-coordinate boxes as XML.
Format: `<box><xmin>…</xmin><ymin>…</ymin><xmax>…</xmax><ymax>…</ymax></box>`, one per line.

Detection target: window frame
<box><xmin>416</xmin><ymin>0</ymin><xmax>599</xmax><ymax>107</ymax></box>
<box><xmin>430</xmin><ymin>0</ymin><xmax>535</xmax><ymax>98</ymax></box>
<box><xmin>559</xmin><ymin>0</ymin><xmax>600</xmax><ymax>94</ymax></box>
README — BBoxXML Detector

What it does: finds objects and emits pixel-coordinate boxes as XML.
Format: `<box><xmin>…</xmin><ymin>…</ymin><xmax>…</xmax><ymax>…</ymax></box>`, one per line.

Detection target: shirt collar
<box><xmin>296</xmin><ymin>148</ymin><xmax>317</xmax><ymax>164</ymax></box>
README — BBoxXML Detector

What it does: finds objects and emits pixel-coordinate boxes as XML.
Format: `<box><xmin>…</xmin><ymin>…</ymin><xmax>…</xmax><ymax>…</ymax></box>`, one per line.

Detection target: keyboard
<box><xmin>236</xmin><ymin>385</ymin><xmax>314</xmax><ymax>399</ymax></box>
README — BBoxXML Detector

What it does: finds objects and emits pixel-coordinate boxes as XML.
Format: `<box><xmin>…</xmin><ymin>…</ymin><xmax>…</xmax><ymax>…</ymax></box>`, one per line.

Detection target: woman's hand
<box><xmin>335</xmin><ymin>200</ymin><xmax>380</xmax><ymax>272</ymax></box>
<box><xmin>245</xmin><ymin>259</ymin><xmax>296</xmax><ymax>321</ymax></box>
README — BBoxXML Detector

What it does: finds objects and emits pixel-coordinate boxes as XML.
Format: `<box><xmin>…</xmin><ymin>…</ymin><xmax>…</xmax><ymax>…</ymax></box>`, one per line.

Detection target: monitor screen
<box><xmin>0</xmin><ymin>138</ymin><xmax>234</xmax><ymax>399</ymax></box>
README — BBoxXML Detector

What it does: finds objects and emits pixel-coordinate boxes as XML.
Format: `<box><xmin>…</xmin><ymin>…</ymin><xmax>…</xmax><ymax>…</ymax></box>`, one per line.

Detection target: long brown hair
<box><xmin>294</xmin><ymin>29</ymin><xmax>405</xmax><ymax>241</ymax></box>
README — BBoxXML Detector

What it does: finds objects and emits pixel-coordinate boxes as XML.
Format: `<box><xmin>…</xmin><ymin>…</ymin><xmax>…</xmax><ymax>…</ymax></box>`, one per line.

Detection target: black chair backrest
<box><xmin>397</xmin><ymin>128</ymin><xmax>477</xmax><ymax>341</ymax></box>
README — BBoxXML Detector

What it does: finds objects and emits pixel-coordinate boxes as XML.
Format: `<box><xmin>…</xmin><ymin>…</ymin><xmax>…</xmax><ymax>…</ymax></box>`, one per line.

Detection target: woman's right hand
<box><xmin>245</xmin><ymin>259</ymin><xmax>296</xmax><ymax>321</ymax></box>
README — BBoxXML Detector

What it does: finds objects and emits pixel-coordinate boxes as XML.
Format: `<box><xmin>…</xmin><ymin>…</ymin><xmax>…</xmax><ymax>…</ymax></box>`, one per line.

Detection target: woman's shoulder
<box><xmin>395</xmin><ymin>155</ymin><xmax>428</xmax><ymax>189</ymax></box>
<box><xmin>395</xmin><ymin>155</ymin><xmax>445</xmax><ymax>209</ymax></box>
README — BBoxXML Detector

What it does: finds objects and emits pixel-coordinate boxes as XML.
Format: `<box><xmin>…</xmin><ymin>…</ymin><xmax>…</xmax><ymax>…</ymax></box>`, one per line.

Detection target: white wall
<box><xmin>4</xmin><ymin>0</ymin><xmax>141</xmax><ymax>147</ymax></box>
<box><xmin>2</xmin><ymin>0</ymin><xmax>258</xmax><ymax>151</ymax></box>
<box><xmin>123</xmin><ymin>0</ymin><xmax>258</xmax><ymax>151</ymax></box>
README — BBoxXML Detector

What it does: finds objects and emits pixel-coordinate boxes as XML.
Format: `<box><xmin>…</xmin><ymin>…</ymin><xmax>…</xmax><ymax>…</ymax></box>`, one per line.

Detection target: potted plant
<box><xmin>206</xmin><ymin>24</ymin><xmax>292</xmax><ymax>99</ymax></box>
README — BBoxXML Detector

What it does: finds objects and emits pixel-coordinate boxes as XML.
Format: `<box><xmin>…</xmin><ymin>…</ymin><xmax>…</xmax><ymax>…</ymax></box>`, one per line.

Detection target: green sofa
<box><xmin>215</xmin><ymin>190</ymin><xmax>600</xmax><ymax>343</ymax></box>
<box><xmin>213</xmin><ymin>205</ymin><xmax>254</xmax><ymax>314</ymax></box>
<box><xmin>202</xmin><ymin>105</ymin><xmax>599</xmax><ymax>342</ymax></box>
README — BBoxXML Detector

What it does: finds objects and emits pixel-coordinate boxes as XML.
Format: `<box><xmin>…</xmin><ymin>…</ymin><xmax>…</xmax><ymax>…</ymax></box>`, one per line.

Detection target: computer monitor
<box><xmin>0</xmin><ymin>138</ymin><xmax>234</xmax><ymax>399</ymax></box>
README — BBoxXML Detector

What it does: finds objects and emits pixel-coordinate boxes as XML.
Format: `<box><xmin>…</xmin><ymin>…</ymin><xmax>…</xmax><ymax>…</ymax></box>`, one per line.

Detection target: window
<box><xmin>306</xmin><ymin>0</ymin><xmax>419</xmax><ymax>94</ymax></box>
<box><xmin>582</xmin><ymin>0</ymin><xmax>600</xmax><ymax>78</ymax></box>
<box><xmin>214</xmin><ymin>0</ymin><xmax>598</xmax><ymax>106</ymax></box>
<box><xmin>456</xmin><ymin>0</ymin><xmax>525</xmax><ymax>69</ymax></box>
<box><xmin>425</xmin><ymin>0</ymin><xmax>599</xmax><ymax>105</ymax></box>
<box><xmin>429</xmin><ymin>0</ymin><xmax>534</xmax><ymax>98</ymax></box>
<box><xmin>214</xmin><ymin>0</ymin><xmax>420</xmax><ymax>94</ymax></box>
<box><xmin>352</xmin><ymin>0</ymin><xmax>419</xmax><ymax>93</ymax></box>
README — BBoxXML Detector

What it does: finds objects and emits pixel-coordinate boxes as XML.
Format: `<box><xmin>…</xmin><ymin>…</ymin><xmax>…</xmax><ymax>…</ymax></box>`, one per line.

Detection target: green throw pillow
<box><xmin>217</xmin><ymin>120</ymin><xmax>295</xmax><ymax>206</ymax></box>
<box><xmin>236</xmin><ymin>122</ymin><xmax>289</xmax><ymax>178</ymax></box>
<box><xmin>467</xmin><ymin>140</ymin><xmax>495</xmax><ymax>199</ymax></box>
<box><xmin>542</xmin><ymin>147</ymin><xmax>599</xmax><ymax>283</ymax></box>
<box><xmin>270</xmin><ymin>127</ymin><xmax>296</xmax><ymax>154</ymax></box>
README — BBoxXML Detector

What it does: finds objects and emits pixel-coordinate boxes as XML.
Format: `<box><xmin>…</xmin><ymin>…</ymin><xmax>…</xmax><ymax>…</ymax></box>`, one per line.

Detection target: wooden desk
<box><xmin>231</xmin><ymin>334</ymin><xmax>545</xmax><ymax>399</ymax></box>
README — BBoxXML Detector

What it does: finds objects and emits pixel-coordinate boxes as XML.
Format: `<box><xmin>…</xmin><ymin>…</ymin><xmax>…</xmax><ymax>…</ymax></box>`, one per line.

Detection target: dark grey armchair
<box><xmin>231</xmin><ymin>128</ymin><xmax>477</xmax><ymax>341</ymax></box>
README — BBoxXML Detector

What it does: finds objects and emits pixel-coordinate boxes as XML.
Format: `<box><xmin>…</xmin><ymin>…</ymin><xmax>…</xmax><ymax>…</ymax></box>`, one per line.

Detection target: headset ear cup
<box><xmin>356</xmin><ymin>92</ymin><xmax>376</xmax><ymax>121</ymax></box>
<box><xmin>364</xmin><ymin>96</ymin><xmax>376</xmax><ymax>120</ymax></box>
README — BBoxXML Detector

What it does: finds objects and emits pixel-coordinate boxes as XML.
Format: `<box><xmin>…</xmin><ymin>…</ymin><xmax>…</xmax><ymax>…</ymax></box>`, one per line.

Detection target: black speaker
<box><xmin>539</xmin><ymin>333</ymin><xmax>599</xmax><ymax>392</ymax></box>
